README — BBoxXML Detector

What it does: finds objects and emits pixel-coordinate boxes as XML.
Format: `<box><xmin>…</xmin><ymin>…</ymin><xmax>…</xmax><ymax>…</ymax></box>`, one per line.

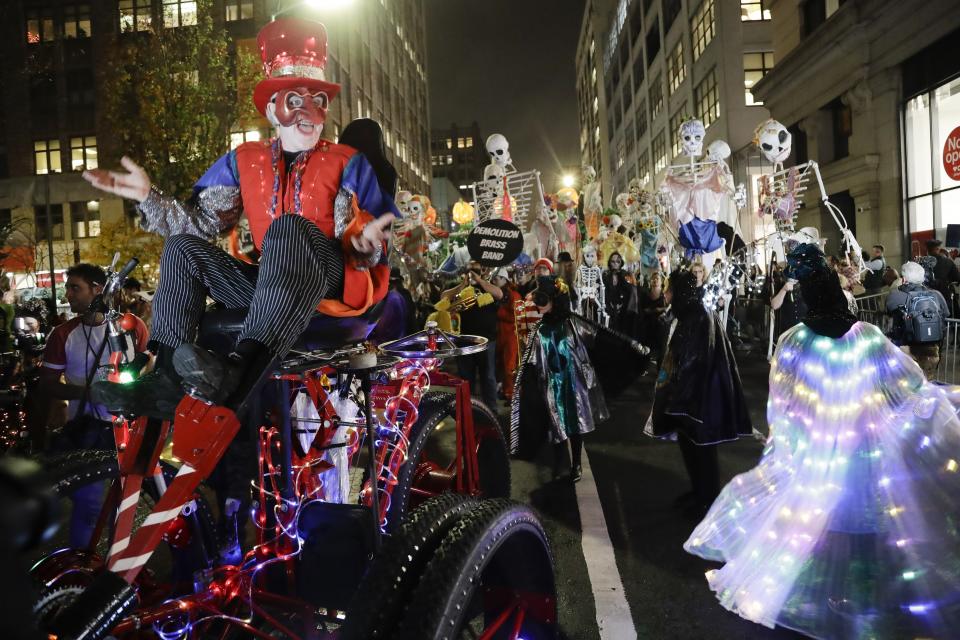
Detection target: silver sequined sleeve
<box><xmin>333</xmin><ymin>186</ymin><xmax>385</xmax><ymax>269</ymax></box>
<box><xmin>136</xmin><ymin>185</ymin><xmax>242</xmax><ymax>240</ymax></box>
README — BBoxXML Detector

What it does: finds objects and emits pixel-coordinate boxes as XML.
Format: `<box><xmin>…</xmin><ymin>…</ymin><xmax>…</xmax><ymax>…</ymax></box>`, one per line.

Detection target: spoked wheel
<box><xmin>395</xmin><ymin>498</ymin><xmax>558</xmax><ymax>640</ymax></box>
<box><xmin>385</xmin><ymin>391</ymin><xmax>510</xmax><ymax>531</ymax></box>
<box><xmin>30</xmin><ymin>449</ymin><xmax>219</xmax><ymax>628</ymax></box>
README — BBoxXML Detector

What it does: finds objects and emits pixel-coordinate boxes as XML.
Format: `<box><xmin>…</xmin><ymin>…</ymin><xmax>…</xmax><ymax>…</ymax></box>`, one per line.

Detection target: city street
<box><xmin>509</xmin><ymin>348</ymin><xmax>803</xmax><ymax>639</ymax></box>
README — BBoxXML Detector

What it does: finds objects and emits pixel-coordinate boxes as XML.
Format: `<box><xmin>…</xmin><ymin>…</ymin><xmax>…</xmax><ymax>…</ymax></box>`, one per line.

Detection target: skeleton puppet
<box><xmin>575</xmin><ymin>244</ymin><xmax>608</xmax><ymax>326</ymax></box>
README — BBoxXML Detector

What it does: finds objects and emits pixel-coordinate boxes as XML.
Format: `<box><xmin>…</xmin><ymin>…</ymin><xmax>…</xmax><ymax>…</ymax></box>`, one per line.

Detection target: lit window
<box><xmin>638</xmin><ymin>150</ymin><xmax>650</xmax><ymax>186</ymax></box>
<box><xmin>670</xmin><ymin>105</ymin><xmax>690</xmax><ymax>157</ymax></box>
<box><xmin>691</xmin><ymin>0</ymin><xmax>715</xmax><ymax>60</ymax></box>
<box><xmin>26</xmin><ymin>7</ymin><xmax>55</xmax><ymax>43</ymax></box>
<box><xmin>695</xmin><ymin>68</ymin><xmax>719</xmax><ymax>128</ymax></box>
<box><xmin>667</xmin><ymin>41</ymin><xmax>686</xmax><ymax>94</ymax></box>
<box><xmin>457</xmin><ymin>137</ymin><xmax>465</xmax><ymax>149</ymax></box>
<box><xmin>71</xmin><ymin>201</ymin><xmax>101</xmax><ymax>238</ymax></box>
<box><xmin>446</xmin><ymin>138</ymin><xmax>453</xmax><ymax>149</ymax></box>
<box><xmin>615</xmin><ymin>139</ymin><xmax>625</xmax><ymax>169</ymax></box>
<box><xmin>163</xmin><ymin>0</ymin><xmax>197</xmax><ymax>28</ymax></box>
<box><xmin>229</xmin><ymin>129</ymin><xmax>263</xmax><ymax>149</ymax></box>
<box><xmin>741</xmin><ymin>0</ymin><xmax>771</xmax><ymax>21</ymax></box>
<box><xmin>650</xmin><ymin>74</ymin><xmax>664</xmax><ymax>119</ymax></box>
<box><xmin>465</xmin><ymin>136</ymin><xmax>473</xmax><ymax>147</ymax></box>
<box><xmin>225</xmin><ymin>0</ymin><xmax>253</xmax><ymax>21</ymax></box>
<box><xmin>446</xmin><ymin>155</ymin><xmax>453</xmax><ymax>165</ymax></box>
<box><xmin>70</xmin><ymin>136</ymin><xmax>98</xmax><ymax>171</ymax></box>
<box><xmin>653</xmin><ymin>130</ymin><xmax>667</xmax><ymax>173</ymax></box>
<box><xmin>34</xmin><ymin>139</ymin><xmax>62</xmax><ymax>175</ymax></box>
<box><xmin>64</xmin><ymin>4</ymin><xmax>92</xmax><ymax>38</ymax></box>
<box><xmin>744</xmin><ymin>51</ymin><xmax>775</xmax><ymax>105</ymax></box>
<box><xmin>119</xmin><ymin>0</ymin><xmax>152</xmax><ymax>32</ymax></box>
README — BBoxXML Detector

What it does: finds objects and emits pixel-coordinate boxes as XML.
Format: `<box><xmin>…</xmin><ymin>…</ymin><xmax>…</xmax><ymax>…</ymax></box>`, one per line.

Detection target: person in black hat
<box><xmin>925</xmin><ymin>238</ymin><xmax>960</xmax><ymax>309</ymax></box>
<box><xmin>555</xmin><ymin>251</ymin><xmax>578</xmax><ymax>306</ymax></box>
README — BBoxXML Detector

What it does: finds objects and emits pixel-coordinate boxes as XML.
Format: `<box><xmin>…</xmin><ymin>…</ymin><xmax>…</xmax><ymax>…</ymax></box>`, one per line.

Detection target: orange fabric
<box><xmin>235</xmin><ymin>140</ymin><xmax>387</xmax><ymax>317</ymax></box>
<box><xmin>496</xmin><ymin>288</ymin><xmax>521</xmax><ymax>399</ymax></box>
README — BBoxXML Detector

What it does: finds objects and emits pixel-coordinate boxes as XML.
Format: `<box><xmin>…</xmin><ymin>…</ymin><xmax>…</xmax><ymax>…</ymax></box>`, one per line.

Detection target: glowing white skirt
<box><xmin>685</xmin><ymin>322</ymin><xmax>960</xmax><ymax>639</ymax></box>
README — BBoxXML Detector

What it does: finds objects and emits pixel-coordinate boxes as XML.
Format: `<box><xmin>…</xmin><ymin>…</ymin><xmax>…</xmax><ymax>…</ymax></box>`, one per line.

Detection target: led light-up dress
<box><xmin>685</xmin><ymin>320</ymin><xmax>960</xmax><ymax>638</ymax></box>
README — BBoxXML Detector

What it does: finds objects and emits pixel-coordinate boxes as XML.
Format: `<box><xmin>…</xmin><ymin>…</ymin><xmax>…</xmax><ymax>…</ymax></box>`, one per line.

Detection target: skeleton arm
<box><xmin>808</xmin><ymin>160</ymin><xmax>867</xmax><ymax>273</ymax></box>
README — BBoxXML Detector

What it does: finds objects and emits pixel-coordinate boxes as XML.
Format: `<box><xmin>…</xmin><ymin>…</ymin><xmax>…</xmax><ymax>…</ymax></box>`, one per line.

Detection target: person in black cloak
<box><xmin>511</xmin><ymin>278</ymin><xmax>651</xmax><ymax>479</ymax></box>
<box><xmin>645</xmin><ymin>268</ymin><xmax>753</xmax><ymax>513</ymax></box>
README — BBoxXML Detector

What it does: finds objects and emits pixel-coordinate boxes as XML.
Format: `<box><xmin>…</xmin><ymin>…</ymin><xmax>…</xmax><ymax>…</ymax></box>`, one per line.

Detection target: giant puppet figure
<box><xmin>83</xmin><ymin>19</ymin><xmax>399</xmax><ymax>416</ymax></box>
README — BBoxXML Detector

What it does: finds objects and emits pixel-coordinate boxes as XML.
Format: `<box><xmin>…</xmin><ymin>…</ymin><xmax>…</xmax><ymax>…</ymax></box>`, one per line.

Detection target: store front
<box><xmin>902</xmin><ymin>28</ymin><xmax>960</xmax><ymax>251</ymax></box>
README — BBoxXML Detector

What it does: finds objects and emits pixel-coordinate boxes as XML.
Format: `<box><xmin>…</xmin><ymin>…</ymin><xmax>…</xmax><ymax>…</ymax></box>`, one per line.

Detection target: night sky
<box><xmin>425</xmin><ymin>0</ymin><xmax>587</xmax><ymax>192</ymax></box>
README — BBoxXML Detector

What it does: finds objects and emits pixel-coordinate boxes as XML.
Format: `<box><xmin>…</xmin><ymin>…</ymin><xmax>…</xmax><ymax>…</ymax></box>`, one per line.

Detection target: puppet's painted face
<box><xmin>270</xmin><ymin>88</ymin><xmax>328</xmax><ymax>152</ymax></box>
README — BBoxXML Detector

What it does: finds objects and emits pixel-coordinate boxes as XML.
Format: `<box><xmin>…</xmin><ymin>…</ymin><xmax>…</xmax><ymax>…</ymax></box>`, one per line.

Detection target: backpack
<box><xmin>900</xmin><ymin>289</ymin><xmax>944</xmax><ymax>344</ymax></box>
<box><xmin>862</xmin><ymin>257</ymin><xmax>886</xmax><ymax>290</ymax></box>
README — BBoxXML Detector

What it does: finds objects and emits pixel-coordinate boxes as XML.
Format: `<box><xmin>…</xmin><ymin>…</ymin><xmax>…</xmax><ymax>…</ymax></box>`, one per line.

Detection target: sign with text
<box><xmin>467</xmin><ymin>218</ymin><xmax>523</xmax><ymax>267</ymax></box>
<box><xmin>943</xmin><ymin>126</ymin><xmax>960</xmax><ymax>181</ymax></box>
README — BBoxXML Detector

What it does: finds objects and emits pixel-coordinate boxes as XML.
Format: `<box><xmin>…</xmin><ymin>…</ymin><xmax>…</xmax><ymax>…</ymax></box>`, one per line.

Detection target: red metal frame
<box><xmin>37</xmin><ymin>352</ymin><xmax>513</xmax><ymax>638</ymax></box>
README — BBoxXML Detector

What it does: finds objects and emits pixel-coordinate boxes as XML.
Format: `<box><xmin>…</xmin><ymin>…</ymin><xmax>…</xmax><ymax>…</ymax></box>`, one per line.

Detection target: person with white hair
<box><xmin>885</xmin><ymin>260</ymin><xmax>950</xmax><ymax>378</ymax></box>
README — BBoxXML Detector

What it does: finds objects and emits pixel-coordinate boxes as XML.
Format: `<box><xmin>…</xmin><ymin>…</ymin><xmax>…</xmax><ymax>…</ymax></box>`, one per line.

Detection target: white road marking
<box><xmin>574</xmin><ymin>448</ymin><xmax>637</xmax><ymax>640</ymax></box>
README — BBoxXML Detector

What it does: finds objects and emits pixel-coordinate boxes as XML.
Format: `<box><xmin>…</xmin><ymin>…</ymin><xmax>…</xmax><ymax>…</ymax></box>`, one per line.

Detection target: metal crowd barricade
<box><xmin>855</xmin><ymin>291</ymin><xmax>892</xmax><ymax>334</ymax></box>
<box><xmin>936</xmin><ymin>319</ymin><xmax>960</xmax><ymax>384</ymax></box>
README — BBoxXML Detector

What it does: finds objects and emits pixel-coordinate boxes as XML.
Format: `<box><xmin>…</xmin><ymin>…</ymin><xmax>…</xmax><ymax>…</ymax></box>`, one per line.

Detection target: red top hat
<box><xmin>253</xmin><ymin>18</ymin><xmax>341</xmax><ymax>116</ymax></box>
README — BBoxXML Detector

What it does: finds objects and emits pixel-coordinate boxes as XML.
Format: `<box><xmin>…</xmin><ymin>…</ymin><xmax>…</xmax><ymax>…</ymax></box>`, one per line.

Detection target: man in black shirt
<box><xmin>926</xmin><ymin>239</ymin><xmax>960</xmax><ymax>312</ymax></box>
<box><xmin>442</xmin><ymin>261</ymin><xmax>503</xmax><ymax>410</ymax></box>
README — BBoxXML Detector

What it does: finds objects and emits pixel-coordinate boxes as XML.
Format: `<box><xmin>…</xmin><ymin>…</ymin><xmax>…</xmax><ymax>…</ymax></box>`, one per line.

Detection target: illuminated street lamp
<box><xmin>561</xmin><ymin>173</ymin><xmax>576</xmax><ymax>188</ymax></box>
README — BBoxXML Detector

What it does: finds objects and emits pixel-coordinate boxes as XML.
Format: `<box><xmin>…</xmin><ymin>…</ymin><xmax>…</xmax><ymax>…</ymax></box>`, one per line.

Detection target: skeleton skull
<box><xmin>679</xmin><ymin>119</ymin><xmax>706</xmax><ymax>157</ymax></box>
<box><xmin>608</xmin><ymin>214</ymin><xmax>623</xmax><ymax>232</ymax></box>
<box><xmin>407</xmin><ymin>199</ymin><xmax>424</xmax><ymax>223</ymax></box>
<box><xmin>395</xmin><ymin>190</ymin><xmax>413</xmax><ymax>216</ymax></box>
<box><xmin>706</xmin><ymin>140</ymin><xmax>731</xmax><ymax>163</ymax></box>
<box><xmin>582</xmin><ymin>244</ymin><xmax>598</xmax><ymax>267</ymax></box>
<box><xmin>755</xmin><ymin>119</ymin><xmax>792</xmax><ymax>164</ymax></box>
<box><xmin>582</xmin><ymin>165</ymin><xmax>597</xmax><ymax>182</ymax></box>
<box><xmin>483</xmin><ymin>162</ymin><xmax>505</xmax><ymax>183</ymax></box>
<box><xmin>615</xmin><ymin>193</ymin><xmax>630</xmax><ymax>212</ymax></box>
<box><xmin>485</xmin><ymin>133</ymin><xmax>512</xmax><ymax>168</ymax></box>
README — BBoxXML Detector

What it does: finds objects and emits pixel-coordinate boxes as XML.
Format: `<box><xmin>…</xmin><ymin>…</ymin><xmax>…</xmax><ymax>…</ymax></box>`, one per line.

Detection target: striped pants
<box><xmin>151</xmin><ymin>214</ymin><xmax>344</xmax><ymax>357</ymax></box>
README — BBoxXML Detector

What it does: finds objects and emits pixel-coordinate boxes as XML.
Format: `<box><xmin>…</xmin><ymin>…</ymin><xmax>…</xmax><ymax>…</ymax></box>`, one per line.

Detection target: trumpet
<box><xmin>426</xmin><ymin>286</ymin><xmax>495</xmax><ymax>334</ymax></box>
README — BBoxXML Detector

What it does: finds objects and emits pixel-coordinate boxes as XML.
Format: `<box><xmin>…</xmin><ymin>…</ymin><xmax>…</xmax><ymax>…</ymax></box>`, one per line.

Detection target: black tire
<box><xmin>396</xmin><ymin>498</ymin><xmax>558</xmax><ymax>640</ymax></box>
<box><xmin>385</xmin><ymin>391</ymin><xmax>510</xmax><ymax>531</ymax></box>
<box><xmin>339</xmin><ymin>494</ymin><xmax>481</xmax><ymax>640</ymax></box>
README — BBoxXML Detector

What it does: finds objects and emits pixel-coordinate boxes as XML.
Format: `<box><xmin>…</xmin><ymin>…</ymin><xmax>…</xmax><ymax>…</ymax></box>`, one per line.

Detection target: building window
<box><xmin>625</xmin><ymin>122</ymin><xmax>635</xmax><ymax>155</ymax></box>
<box><xmin>653</xmin><ymin>130</ymin><xmax>667</xmax><ymax>173</ymax></box>
<box><xmin>615</xmin><ymin>139</ymin><xmax>625</xmax><ymax>170</ymax></box>
<box><xmin>457</xmin><ymin>137</ymin><xmax>465</xmax><ymax>149</ymax></box>
<box><xmin>632</xmin><ymin>51</ymin><xmax>644</xmax><ymax>90</ymax></box>
<box><xmin>638</xmin><ymin>150</ymin><xmax>650</xmax><ymax>186</ymax></box>
<box><xmin>695</xmin><ymin>68</ymin><xmax>719</xmax><ymax>128</ymax></box>
<box><xmin>30</xmin><ymin>73</ymin><xmax>57</xmax><ymax>118</ymax></box>
<box><xmin>667</xmin><ymin>41</ymin><xmax>686</xmax><ymax>94</ymax></box>
<box><xmin>67</xmin><ymin>69</ymin><xmax>96</xmax><ymax>110</ymax></box>
<box><xmin>446</xmin><ymin>155</ymin><xmax>453</xmax><ymax>165</ymax></box>
<box><xmin>741</xmin><ymin>0</ymin><xmax>771</xmax><ymax>21</ymax></box>
<box><xmin>71</xmin><ymin>201</ymin><xmax>100</xmax><ymax>238</ymax></box>
<box><xmin>446</xmin><ymin>138</ymin><xmax>453</xmax><ymax>149</ymax></box>
<box><xmin>26</xmin><ymin>7</ymin><xmax>55</xmax><ymax>43</ymax></box>
<box><xmin>64</xmin><ymin>3</ymin><xmax>92</xmax><ymax>38</ymax></box>
<box><xmin>120</xmin><ymin>0</ymin><xmax>152</xmax><ymax>32</ymax></box>
<box><xmin>229</xmin><ymin>129</ymin><xmax>263</xmax><ymax>149</ymax></box>
<box><xmin>225</xmin><ymin>0</ymin><xmax>253</xmax><ymax>21</ymax></box>
<box><xmin>691</xmin><ymin>0</ymin><xmax>715</xmax><ymax>60</ymax></box>
<box><xmin>744</xmin><ymin>51</ymin><xmax>775</xmax><ymax>105</ymax></box>
<box><xmin>70</xmin><ymin>136</ymin><xmax>97</xmax><ymax>171</ymax></box>
<box><xmin>35</xmin><ymin>204</ymin><xmax>65</xmax><ymax>242</ymax></box>
<box><xmin>465</xmin><ymin>136</ymin><xmax>473</xmax><ymax>147</ymax></box>
<box><xmin>650</xmin><ymin>74</ymin><xmax>664</xmax><ymax>119</ymax></box>
<box><xmin>663</xmin><ymin>0</ymin><xmax>682</xmax><ymax>33</ymax></box>
<box><xmin>636</xmin><ymin>99</ymin><xmax>648</xmax><ymax>138</ymax></box>
<box><xmin>645</xmin><ymin>21</ymin><xmax>660</xmax><ymax>67</ymax></box>
<box><xmin>162</xmin><ymin>0</ymin><xmax>197</xmax><ymax>28</ymax></box>
<box><xmin>670</xmin><ymin>104</ymin><xmax>690</xmax><ymax>157</ymax></box>
<box><xmin>34</xmin><ymin>140</ymin><xmax>61</xmax><ymax>175</ymax></box>
<box><xmin>830</xmin><ymin>97</ymin><xmax>852</xmax><ymax>160</ymax></box>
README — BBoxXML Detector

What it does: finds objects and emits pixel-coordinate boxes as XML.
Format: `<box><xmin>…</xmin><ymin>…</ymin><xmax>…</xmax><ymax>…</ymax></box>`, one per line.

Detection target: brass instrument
<box><xmin>426</xmin><ymin>286</ymin><xmax>495</xmax><ymax>334</ymax></box>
